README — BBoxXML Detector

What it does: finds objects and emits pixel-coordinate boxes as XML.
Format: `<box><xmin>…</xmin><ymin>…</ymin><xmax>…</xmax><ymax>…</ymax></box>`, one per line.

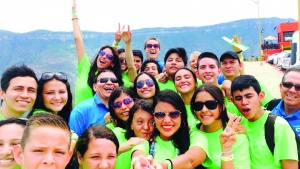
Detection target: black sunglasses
<box><xmin>146</xmin><ymin>44</ymin><xmax>160</xmax><ymax>49</ymax></box>
<box><xmin>192</xmin><ymin>100</ymin><xmax>219</xmax><ymax>111</ymax></box>
<box><xmin>97</xmin><ymin>77</ymin><xmax>118</xmax><ymax>83</ymax></box>
<box><xmin>41</xmin><ymin>72</ymin><xmax>67</xmax><ymax>81</ymax></box>
<box><xmin>98</xmin><ymin>50</ymin><xmax>114</xmax><ymax>61</ymax></box>
<box><xmin>111</xmin><ymin>97</ymin><xmax>133</xmax><ymax>109</ymax></box>
<box><xmin>153</xmin><ymin>110</ymin><xmax>181</xmax><ymax>120</ymax></box>
<box><xmin>282</xmin><ymin>81</ymin><xmax>300</xmax><ymax>91</ymax></box>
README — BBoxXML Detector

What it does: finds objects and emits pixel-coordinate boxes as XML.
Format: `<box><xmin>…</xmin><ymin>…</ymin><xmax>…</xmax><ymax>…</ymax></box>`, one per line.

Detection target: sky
<box><xmin>0</xmin><ymin>0</ymin><xmax>298</xmax><ymax>33</ymax></box>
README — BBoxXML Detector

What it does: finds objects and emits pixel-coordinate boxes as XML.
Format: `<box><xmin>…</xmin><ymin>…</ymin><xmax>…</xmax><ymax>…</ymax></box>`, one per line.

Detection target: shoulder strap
<box><xmin>265</xmin><ymin>99</ymin><xmax>282</xmax><ymax>111</ymax></box>
<box><xmin>265</xmin><ymin>113</ymin><xmax>277</xmax><ymax>154</ymax></box>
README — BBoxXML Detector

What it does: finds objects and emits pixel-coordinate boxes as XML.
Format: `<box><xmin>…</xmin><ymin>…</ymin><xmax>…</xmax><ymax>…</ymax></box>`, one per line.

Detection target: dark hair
<box><xmin>88</xmin><ymin>45</ymin><xmax>124</xmax><ymax>92</ymax></box>
<box><xmin>27</xmin><ymin>73</ymin><xmax>73</xmax><ymax>123</ymax></box>
<box><xmin>164</xmin><ymin>47</ymin><xmax>188</xmax><ymax>66</ymax></box>
<box><xmin>108</xmin><ymin>87</ymin><xmax>135</xmax><ymax>129</ymax></box>
<box><xmin>0</xmin><ymin>117</ymin><xmax>27</xmax><ymax>127</ymax></box>
<box><xmin>76</xmin><ymin>125</ymin><xmax>119</xmax><ymax>156</ymax></box>
<box><xmin>133</xmin><ymin>72</ymin><xmax>160</xmax><ymax>99</ymax></box>
<box><xmin>93</xmin><ymin>69</ymin><xmax>122</xmax><ymax>87</ymax></box>
<box><xmin>133</xmin><ymin>50</ymin><xmax>144</xmax><ymax>62</ymax></box>
<box><xmin>21</xmin><ymin>113</ymin><xmax>70</xmax><ymax>149</ymax></box>
<box><xmin>152</xmin><ymin>90</ymin><xmax>190</xmax><ymax>155</ymax></box>
<box><xmin>140</xmin><ymin>60</ymin><xmax>162</xmax><ymax>74</ymax></box>
<box><xmin>144</xmin><ymin>37</ymin><xmax>161</xmax><ymax>50</ymax></box>
<box><xmin>117</xmin><ymin>48</ymin><xmax>125</xmax><ymax>54</ymax></box>
<box><xmin>190</xmin><ymin>84</ymin><xmax>229</xmax><ymax>129</ymax></box>
<box><xmin>1</xmin><ymin>65</ymin><xmax>38</xmax><ymax>92</ymax></box>
<box><xmin>231</xmin><ymin>75</ymin><xmax>261</xmax><ymax>96</ymax></box>
<box><xmin>173</xmin><ymin>67</ymin><xmax>198</xmax><ymax>89</ymax></box>
<box><xmin>282</xmin><ymin>65</ymin><xmax>300</xmax><ymax>82</ymax></box>
<box><xmin>125</xmin><ymin>99</ymin><xmax>153</xmax><ymax>139</ymax></box>
<box><xmin>197</xmin><ymin>52</ymin><xmax>220</xmax><ymax>69</ymax></box>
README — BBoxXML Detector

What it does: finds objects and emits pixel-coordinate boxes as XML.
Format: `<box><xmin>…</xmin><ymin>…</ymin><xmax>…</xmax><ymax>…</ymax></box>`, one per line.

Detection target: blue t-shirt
<box><xmin>69</xmin><ymin>94</ymin><xmax>108</xmax><ymax>135</ymax></box>
<box><xmin>218</xmin><ymin>73</ymin><xmax>225</xmax><ymax>85</ymax></box>
<box><xmin>272</xmin><ymin>100</ymin><xmax>300</xmax><ymax>138</ymax></box>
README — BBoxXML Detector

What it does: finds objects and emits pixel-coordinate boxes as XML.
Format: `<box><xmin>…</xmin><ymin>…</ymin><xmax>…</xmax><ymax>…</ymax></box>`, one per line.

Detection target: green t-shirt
<box><xmin>0</xmin><ymin>114</ymin><xmax>4</xmax><ymax>120</ymax></box>
<box><xmin>241</xmin><ymin>111</ymin><xmax>298</xmax><ymax>169</ymax></box>
<box><xmin>33</xmin><ymin>109</ymin><xmax>48</xmax><ymax>115</ymax></box>
<box><xmin>157</xmin><ymin>80</ymin><xmax>176</xmax><ymax>92</ymax></box>
<box><xmin>259</xmin><ymin>81</ymin><xmax>275</xmax><ymax>106</ymax></box>
<box><xmin>122</xmin><ymin>71</ymin><xmax>133</xmax><ymax>89</ymax></box>
<box><xmin>113</xmin><ymin>127</ymin><xmax>132</xmax><ymax>169</ymax></box>
<box><xmin>75</xmin><ymin>53</ymin><xmax>94</xmax><ymax>105</ymax></box>
<box><xmin>185</xmin><ymin>105</ymin><xmax>200</xmax><ymax>128</ymax></box>
<box><xmin>106</xmin><ymin>123</ymin><xmax>115</xmax><ymax>130</ymax></box>
<box><xmin>193</xmin><ymin>126</ymin><xmax>250</xmax><ymax>169</ymax></box>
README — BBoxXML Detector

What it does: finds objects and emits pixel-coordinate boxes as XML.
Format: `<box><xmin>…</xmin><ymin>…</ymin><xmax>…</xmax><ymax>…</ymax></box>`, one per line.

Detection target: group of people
<box><xmin>0</xmin><ymin>1</ymin><xmax>299</xmax><ymax>169</ymax></box>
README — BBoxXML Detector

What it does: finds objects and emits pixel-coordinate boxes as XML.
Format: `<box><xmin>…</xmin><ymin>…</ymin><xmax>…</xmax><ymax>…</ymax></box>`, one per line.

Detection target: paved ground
<box><xmin>243</xmin><ymin>61</ymin><xmax>284</xmax><ymax>99</ymax></box>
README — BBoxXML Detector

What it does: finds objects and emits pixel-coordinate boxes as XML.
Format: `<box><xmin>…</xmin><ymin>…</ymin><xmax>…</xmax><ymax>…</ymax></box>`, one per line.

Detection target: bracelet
<box><xmin>221</xmin><ymin>150</ymin><xmax>232</xmax><ymax>155</ymax></box>
<box><xmin>166</xmin><ymin>159</ymin><xmax>173</xmax><ymax>169</ymax></box>
<box><xmin>236</xmin><ymin>50</ymin><xmax>242</xmax><ymax>54</ymax></box>
<box><xmin>72</xmin><ymin>18</ymin><xmax>78</xmax><ymax>20</ymax></box>
<box><xmin>221</xmin><ymin>154</ymin><xmax>233</xmax><ymax>162</ymax></box>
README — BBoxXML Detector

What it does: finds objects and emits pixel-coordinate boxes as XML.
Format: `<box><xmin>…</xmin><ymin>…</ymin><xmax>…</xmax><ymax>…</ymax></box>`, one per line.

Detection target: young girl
<box><xmin>76</xmin><ymin>125</ymin><xmax>119</xmax><ymax>169</ymax></box>
<box><xmin>132</xmin><ymin>90</ymin><xmax>209</xmax><ymax>169</ymax></box>
<box><xmin>133</xmin><ymin>72</ymin><xmax>159</xmax><ymax>100</ymax></box>
<box><xmin>27</xmin><ymin>72</ymin><xmax>72</xmax><ymax>123</ymax></box>
<box><xmin>0</xmin><ymin>118</ymin><xmax>26</xmax><ymax>169</ymax></box>
<box><xmin>72</xmin><ymin>0</ymin><xmax>123</xmax><ymax>105</ymax></box>
<box><xmin>190</xmin><ymin>84</ymin><xmax>250</xmax><ymax>169</ymax></box>
<box><xmin>107</xmin><ymin>87</ymin><xmax>135</xmax><ymax>130</ymax></box>
<box><xmin>113</xmin><ymin>99</ymin><xmax>154</xmax><ymax>169</ymax></box>
<box><xmin>174</xmin><ymin>67</ymin><xmax>199</xmax><ymax>127</ymax></box>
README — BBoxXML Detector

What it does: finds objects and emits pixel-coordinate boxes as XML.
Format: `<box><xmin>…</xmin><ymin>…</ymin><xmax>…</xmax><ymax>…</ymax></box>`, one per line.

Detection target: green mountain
<box><xmin>0</xmin><ymin>17</ymin><xmax>295</xmax><ymax>88</ymax></box>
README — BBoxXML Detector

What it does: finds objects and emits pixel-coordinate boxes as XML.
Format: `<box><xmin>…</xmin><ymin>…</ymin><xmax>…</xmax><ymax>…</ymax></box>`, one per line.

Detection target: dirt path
<box><xmin>243</xmin><ymin>61</ymin><xmax>284</xmax><ymax>99</ymax></box>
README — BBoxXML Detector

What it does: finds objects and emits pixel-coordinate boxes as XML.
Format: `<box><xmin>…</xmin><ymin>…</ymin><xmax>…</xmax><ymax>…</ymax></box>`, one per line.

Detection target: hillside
<box><xmin>0</xmin><ymin>17</ymin><xmax>295</xmax><ymax>89</ymax></box>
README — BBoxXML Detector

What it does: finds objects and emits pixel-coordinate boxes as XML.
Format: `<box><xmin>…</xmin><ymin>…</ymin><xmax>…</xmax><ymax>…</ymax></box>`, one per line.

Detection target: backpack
<box><xmin>265</xmin><ymin>113</ymin><xmax>300</xmax><ymax>167</ymax></box>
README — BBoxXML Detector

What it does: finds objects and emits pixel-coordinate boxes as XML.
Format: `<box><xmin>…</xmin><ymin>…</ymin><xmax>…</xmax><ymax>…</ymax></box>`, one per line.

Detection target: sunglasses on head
<box><xmin>111</xmin><ymin>97</ymin><xmax>133</xmax><ymax>109</ymax></box>
<box><xmin>192</xmin><ymin>100</ymin><xmax>219</xmax><ymax>111</ymax></box>
<box><xmin>97</xmin><ymin>77</ymin><xmax>118</xmax><ymax>83</ymax></box>
<box><xmin>146</xmin><ymin>44</ymin><xmax>160</xmax><ymax>49</ymax></box>
<box><xmin>136</xmin><ymin>79</ymin><xmax>155</xmax><ymax>89</ymax></box>
<box><xmin>41</xmin><ymin>72</ymin><xmax>68</xmax><ymax>81</ymax></box>
<box><xmin>153</xmin><ymin>110</ymin><xmax>181</xmax><ymax>120</ymax></box>
<box><xmin>282</xmin><ymin>81</ymin><xmax>300</xmax><ymax>91</ymax></box>
<box><xmin>98</xmin><ymin>50</ymin><xmax>114</xmax><ymax>61</ymax></box>
<box><xmin>119</xmin><ymin>58</ymin><xmax>126</xmax><ymax>64</ymax></box>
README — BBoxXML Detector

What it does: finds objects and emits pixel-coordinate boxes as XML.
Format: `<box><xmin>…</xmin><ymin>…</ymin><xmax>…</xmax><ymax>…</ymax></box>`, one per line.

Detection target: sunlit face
<box><xmin>194</xmin><ymin>91</ymin><xmax>221</xmax><ymax>126</ymax></box>
<box><xmin>189</xmin><ymin>54</ymin><xmax>199</xmax><ymax>73</ymax></box>
<box><xmin>280</xmin><ymin>71</ymin><xmax>300</xmax><ymax>111</ymax></box>
<box><xmin>164</xmin><ymin>53</ymin><xmax>185</xmax><ymax>78</ymax></box>
<box><xmin>112</xmin><ymin>92</ymin><xmax>134</xmax><ymax>122</ymax></box>
<box><xmin>174</xmin><ymin>69</ymin><xmax>197</xmax><ymax>95</ymax></box>
<box><xmin>0</xmin><ymin>124</ymin><xmax>24</xmax><ymax>169</ymax></box>
<box><xmin>42</xmin><ymin>79</ymin><xmax>68</xmax><ymax>113</ymax></box>
<box><xmin>131</xmin><ymin>109</ymin><xmax>154</xmax><ymax>140</ymax></box>
<box><xmin>232</xmin><ymin>87</ymin><xmax>264</xmax><ymax>122</ymax></box>
<box><xmin>133</xmin><ymin>56</ymin><xmax>142</xmax><ymax>72</ymax></box>
<box><xmin>136</xmin><ymin>74</ymin><xmax>155</xmax><ymax>99</ymax></box>
<box><xmin>144</xmin><ymin>62</ymin><xmax>159</xmax><ymax>78</ymax></box>
<box><xmin>154</xmin><ymin>101</ymin><xmax>181</xmax><ymax>141</ymax></box>
<box><xmin>145</xmin><ymin>39</ymin><xmax>160</xmax><ymax>60</ymax></box>
<box><xmin>197</xmin><ymin>58</ymin><xmax>220</xmax><ymax>85</ymax></box>
<box><xmin>0</xmin><ymin>77</ymin><xmax>37</xmax><ymax>117</ymax></box>
<box><xmin>93</xmin><ymin>72</ymin><xmax>119</xmax><ymax>102</ymax></box>
<box><xmin>14</xmin><ymin>126</ymin><xmax>72</xmax><ymax>169</ymax></box>
<box><xmin>97</xmin><ymin>48</ymin><xmax>114</xmax><ymax>70</ymax></box>
<box><xmin>118</xmin><ymin>52</ymin><xmax>127</xmax><ymax>71</ymax></box>
<box><xmin>78</xmin><ymin>138</ymin><xmax>117</xmax><ymax>169</ymax></box>
<box><xmin>220</xmin><ymin>57</ymin><xmax>241</xmax><ymax>80</ymax></box>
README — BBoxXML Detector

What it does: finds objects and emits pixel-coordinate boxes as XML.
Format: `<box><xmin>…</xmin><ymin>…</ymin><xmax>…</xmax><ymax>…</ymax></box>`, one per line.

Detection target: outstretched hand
<box><xmin>72</xmin><ymin>0</ymin><xmax>77</xmax><ymax>13</ymax></box>
<box><xmin>232</xmin><ymin>35</ymin><xmax>242</xmax><ymax>52</ymax></box>
<box><xmin>114</xmin><ymin>23</ymin><xmax>122</xmax><ymax>43</ymax></box>
<box><xmin>220</xmin><ymin>115</ymin><xmax>241</xmax><ymax>149</ymax></box>
<box><xmin>121</xmin><ymin>25</ymin><xmax>132</xmax><ymax>44</ymax></box>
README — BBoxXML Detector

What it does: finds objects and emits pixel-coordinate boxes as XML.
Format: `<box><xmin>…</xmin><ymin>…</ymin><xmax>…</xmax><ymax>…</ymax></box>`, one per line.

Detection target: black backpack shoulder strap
<box><xmin>265</xmin><ymin>99</ymin><xmax>282</xmax><ymax>111</ymax></box>
<box><xmin>265</xmin><ymin>113</ymin><xmax>277</xmax><ymax>154</ymax></box>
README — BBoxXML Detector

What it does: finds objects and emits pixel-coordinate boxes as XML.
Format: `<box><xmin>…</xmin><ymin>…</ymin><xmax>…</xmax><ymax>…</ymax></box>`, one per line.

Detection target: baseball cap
<box><xmin>220</xmin><ymin>51</ymin><xmax>241</xmax><ymax>63</ymax></box>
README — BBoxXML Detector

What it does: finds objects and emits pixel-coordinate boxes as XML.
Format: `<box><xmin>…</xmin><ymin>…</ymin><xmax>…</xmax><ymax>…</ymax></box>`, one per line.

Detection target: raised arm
<box><xmin>122</xmin><ymin>25</ymin><xmax>137</xmax><ymax>82</ymax></box>
<box><xmin>72</xmin><ymin>0</ymin><xmax>86</xmax><ymax>63</ymax></box>
<box><xmin>232</xmin><ymin>35</ymin><xmax>245</xmax><ymax>75</ymax></box>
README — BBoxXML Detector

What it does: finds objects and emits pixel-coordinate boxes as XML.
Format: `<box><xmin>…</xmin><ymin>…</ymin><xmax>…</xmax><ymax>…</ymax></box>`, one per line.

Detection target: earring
<box><xmin>152</xmin><ymin>121</ymin><xmax>156</xmax><ymax>128</ymax></box>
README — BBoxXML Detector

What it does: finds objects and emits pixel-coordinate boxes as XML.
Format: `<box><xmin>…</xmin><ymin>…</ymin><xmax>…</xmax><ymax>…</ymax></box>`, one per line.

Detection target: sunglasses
<box><xmin>282</xmin><ymin>81</ymin><xmax>300</xmax><ymax>91</ymax></box>
<box><xmin>98</xmin><ymin>50</ymin><xmax>114</xmax><ymax>61</ymax></box>
<box><xmin>119</xmin><ymin>58</ymin><xmax>126</xmax><ymax>64</ymax></box>
<box><xmin>146</xmin><ymin>44</ymin><xmax>160</xmax><ymax>49</ymax></box>
<box><xmin>136</xmin><ymin>79</ymin><xmax>155</xmax><ymax>89</ymax></box>
<box><xmin>41</xmin><ymin>72</ymin><xmax>68</xmax><ymax>81</ymax></box>
<box><xmin>153</xmin><ymin>110</ymin><xmax>181</xmax><ymax>120</ymax></box>
<box><xmin>111</xmin><ymin>97</ymin><xmax>133</xmax><ymax>109</ymax></box>
<box><xmin>192</xmin><ymin>100</ymin><xmax>219</xmax><ymax>111</ymax></box>
<box><xmin>97</xmin><ymin>77</ymin><xmax>118</xmax><ymax>83</ymax></box>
